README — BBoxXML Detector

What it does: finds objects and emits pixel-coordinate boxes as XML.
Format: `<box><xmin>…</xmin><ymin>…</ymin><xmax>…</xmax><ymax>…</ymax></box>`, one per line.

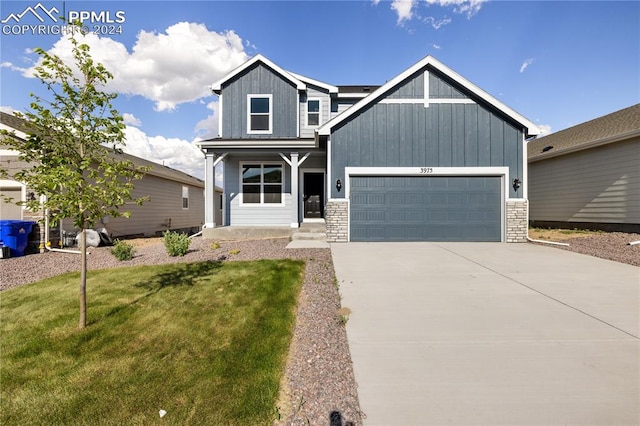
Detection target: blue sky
<box><xmin>1</xmin><ymin>0</ymin><xmax>638</xmax><ymax>179</ymax></box>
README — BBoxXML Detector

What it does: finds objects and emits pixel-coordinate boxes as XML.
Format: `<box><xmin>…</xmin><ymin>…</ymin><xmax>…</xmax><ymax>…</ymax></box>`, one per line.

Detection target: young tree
<box><xmin>1</xmin><ymin>28</ymin><xmax>148</xmax><ymax>328</ymax></box>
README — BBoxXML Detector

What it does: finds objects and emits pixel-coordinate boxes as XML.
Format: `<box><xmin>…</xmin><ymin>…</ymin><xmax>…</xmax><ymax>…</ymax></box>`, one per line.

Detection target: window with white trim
<box><xmin>241</xmin><ymin>163</ymin><xmax>283</xmax><ymax>204</ymax></box>
<box><xmin>307</xmin><ymin>98</ymin><xmax>321</xmax><ymax>127</ymax></box>
<box><xmin>182</xmin><ymin>186</ymin><xmax>189</xmax><ymax>209</ymax></box>
<box><xmin>247</xmin><ymin>94</ymin><xmax>272</xmax><ymax>134</ymax></box>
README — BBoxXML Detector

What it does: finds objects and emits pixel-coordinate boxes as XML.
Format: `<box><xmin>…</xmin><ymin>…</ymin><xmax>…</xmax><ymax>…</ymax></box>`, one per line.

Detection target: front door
<box><xmin>303</xmin><ymin>172</ymin><xmax>324</xmax><ymax>219</ymax></box>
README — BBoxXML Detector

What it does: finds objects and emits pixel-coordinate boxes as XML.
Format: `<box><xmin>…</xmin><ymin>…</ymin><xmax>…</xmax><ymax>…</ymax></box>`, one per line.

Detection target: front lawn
<box><xmin>0</xmin><ymin>259</ymin><xmax>304</xmax><ymax>425</ymax></box>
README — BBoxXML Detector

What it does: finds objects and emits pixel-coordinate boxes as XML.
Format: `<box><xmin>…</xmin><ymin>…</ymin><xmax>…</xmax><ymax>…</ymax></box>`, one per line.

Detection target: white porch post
<box><xmin>290</xmin><ymin>152</ymin><xmax>299</xmax><ymax>228</ymax></box>
<box><xmin>204</xmin><ymin>152</ymin><xmax>216</xmax><ymax>228</ymax></box>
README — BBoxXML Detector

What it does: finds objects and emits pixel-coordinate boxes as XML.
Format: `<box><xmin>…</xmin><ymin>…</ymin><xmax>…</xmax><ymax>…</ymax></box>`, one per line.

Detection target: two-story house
<box><xmin>197</xmin><ymin>54</ymin><xmax>540</xmax><ymax>242</ymax></box>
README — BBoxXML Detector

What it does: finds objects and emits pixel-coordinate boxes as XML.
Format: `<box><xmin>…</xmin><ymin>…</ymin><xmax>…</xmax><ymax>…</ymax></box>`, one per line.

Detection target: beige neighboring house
<box><xmin>528</xmin><ymin>104</ymin><xmax>639</xmax><ymax>233</ymax></box>
<box><xmin>1</xmin><ymin>111</ymin><xmax>222</xmax><ymax>249</ymax></box>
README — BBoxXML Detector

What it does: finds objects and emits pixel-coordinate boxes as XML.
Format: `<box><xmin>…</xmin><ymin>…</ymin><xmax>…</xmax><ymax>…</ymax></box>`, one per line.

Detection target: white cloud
<box><xmin>381</xmin><ymin>0</ymin><xmax>484</xmax><ymax>26</ymax></box>
<box><xmin>122</xmin><ymin>113</ymin><xmax>141</xmax><ymax>127</ymax></box>
<box><xmin>536</xmin><ymin>124</ymin><xmax>552</xmax><ymax>136</ymax></box>
<box><xmin>432</xmin><ymin>43</ymin><xmax>441</xmax><ymax>50</ymax></box>
<box><xmin>0</xmin><ymin>105</ymin><xmax>18</xmax><ymax>114</ymax></box>
<box><xmin>520</xmin><ymin>58</ymin><xmax>535</xmax><ymax>73</ymax></box>
<box><xmin>424</xmin><ymin>0</ymin><xmax>486</xmax><ymax>18</ymax></box>
<box><xmin>122</xmin><ymin>126</ymin><xmax>204</xmax><ymax>179</ymax></box>
<box><xmin>391</xmin><ymin>0</ymin><xmax>418</xmax><ymax>24</ymax></box>
<box><xmin>23</xmin><ymin>22</ymin><xmax>248</xmax><ymax>111</ymax></box>
<box><xmin>194</xmin><ymin>101</ymin><xmax>219</xmax><ymax>139</ymax></box>
<box><xmin>423</xmin><ymin>16</ymin><xmax>452</xmax><ymax>29</ymax></box>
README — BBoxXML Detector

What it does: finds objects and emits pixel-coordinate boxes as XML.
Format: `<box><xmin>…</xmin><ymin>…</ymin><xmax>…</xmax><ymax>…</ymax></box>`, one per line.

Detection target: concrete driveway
<box><xmin>331</xmin><ymin>242</ymin><xmax>639</xmax><ymax>425</ymax></box>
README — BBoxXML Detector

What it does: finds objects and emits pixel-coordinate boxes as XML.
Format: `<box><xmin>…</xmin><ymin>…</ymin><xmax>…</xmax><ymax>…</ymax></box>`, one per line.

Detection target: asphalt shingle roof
<box><xmin>528</xmin><ymin>103</ymin><xmax>640</xmax><ymax>161</ymax></box>
<box><xmin>0</xmin><ymin>111</ymin><xmax>205</xmax><ymax>188</ymax></box>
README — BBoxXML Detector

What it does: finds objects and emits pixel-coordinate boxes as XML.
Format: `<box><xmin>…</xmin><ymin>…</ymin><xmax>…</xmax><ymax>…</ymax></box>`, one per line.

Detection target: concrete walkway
<box><xmin>331</xmin><ymin>242</ymin><xmax>639</xmax><ymax>425</ymax></box>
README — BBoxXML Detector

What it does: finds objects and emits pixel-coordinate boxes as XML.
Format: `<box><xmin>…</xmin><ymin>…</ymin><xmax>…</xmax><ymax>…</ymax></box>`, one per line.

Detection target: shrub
<box><xmin>163</xmin><ymin>231</ymin><xmax>190</xmax><ymax>257</ymax></box>
<box><xmin>110</xmin><ymin>240</ymin><xmax>135</xmax><ymax>261</ymax></box>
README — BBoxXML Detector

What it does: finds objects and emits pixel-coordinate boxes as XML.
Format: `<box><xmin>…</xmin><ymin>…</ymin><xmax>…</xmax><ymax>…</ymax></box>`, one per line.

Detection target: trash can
<box><xmin>0</xmin><ymin>220</ymin><xmax>35</xmax><ymax>257</ymax></box>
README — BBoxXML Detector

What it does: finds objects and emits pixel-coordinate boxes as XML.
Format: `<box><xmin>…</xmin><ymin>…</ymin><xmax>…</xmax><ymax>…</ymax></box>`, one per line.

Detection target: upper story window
<box><xmin>307</xmin><ymin>98</ymin><xmax>321</xmax><ymax>127</ymax></box>
<box><xmin>247</xmin><ymin>94</ymin><xmax>272</xmax><ymax>134</ymax></box>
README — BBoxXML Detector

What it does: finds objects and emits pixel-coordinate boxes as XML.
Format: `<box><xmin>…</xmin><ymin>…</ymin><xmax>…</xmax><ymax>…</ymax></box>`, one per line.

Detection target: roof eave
<box><xmin>529</xmin><ymin>129</ymin><xmax>640</xmax><ymax>162</ymax></box>
<box><xmin>210</xmin><ymin>54</ymin><xmax>306</xmax><ymax>93</ymax></box>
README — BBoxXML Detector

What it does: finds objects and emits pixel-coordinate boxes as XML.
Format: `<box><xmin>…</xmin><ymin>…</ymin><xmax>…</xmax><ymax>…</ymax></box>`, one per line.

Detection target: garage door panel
<box><xmin>350</xmin><ymin>176</ymin><xmax>501</xmax><ymax>242</ymax></box>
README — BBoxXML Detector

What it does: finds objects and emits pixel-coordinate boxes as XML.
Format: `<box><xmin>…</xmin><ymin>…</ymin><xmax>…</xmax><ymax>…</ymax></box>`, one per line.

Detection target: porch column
<box><xmin>204</xmin><ymin>152</ymin><xmax>216</xmax><ymax>228</ymax></box>
<box><xmin>290</xmin><ymin>152</ymin><xmax>299</xmax><ymax>228</ymax></box>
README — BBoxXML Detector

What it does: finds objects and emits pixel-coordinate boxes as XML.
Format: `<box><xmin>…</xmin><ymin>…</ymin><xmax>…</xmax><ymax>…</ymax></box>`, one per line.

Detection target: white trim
<box><xmin>299</xmin><ymin>152</ymin><xmax>311</xmax><ymax>166</ymax></box>
<box><xmin>198</xmin><ymin>139</ymin><xmax>316</xmax><ymax>149</ymax></box>
<box><xmin>213</xmin><ymin>152</ymin><xmax>228</xmax><ymax>167</ymax></box>
<box><xmin>344</xmin><ymin>166</ymin><xmax>510</xmax><ymax>198</ymax></box>
<box><xmin>296</xmin><ymin>92</ymin><xmax>300</xmax><ymax>138</ymax></box>
<box><xmin>247</xmin><ymin>94</ymin><xmax>273</xmax><ymax>135</ymax></box>
<box><xmin>182</xmin><ymin>185</ymin><xmax>189</xmax><ymax>210</ymax></box>
<box><xmin>211</xmin><ymin>54</ymin><xmax>306</xmax><ymax>93</ymax></box>
<box><xmin>306</xmin><ymin>97</ymin><xmax>322</xmax><ymax>128</ymax></box>
<box><xmin>326</xmin><ymin>137</ymin><xmax>332</xmax><ymax>201</ymax></box>
<box><xmin>239</xmin><ymin>161</ymin><xmax>286</xmax><ymax>206</ymax></box>
<box><xmin>0</xmin><ymin>123</ymin><xmax>28</xmax><ymax>140</ymax></box>
<box><xmin>424</xmin><ymin>70</ymin><xmax>429</xmax><ymax>108</ymax></box>
<box><xmin>522</xmin><ymin>133</ymin><xmax>528</xmax><ymax>200</ymax></box>
<box><xmin>218</xmin><ymin>93</ymin><xmax>223</xmax><ymax>138</ymax></box>
<box><xmin>0</xmin><ymin>148</ymin><xmax>20</xmax><ymax>156</ymax></box>
<box><xmin>318</xmin><ymin>55</ymin><xmax>540</xmax><ymax>137</ymax></box>
<box><xmin>336</xmin><ymin>93</ymin><xmax>370</xmax><ymax>99</ymax></box>
<box><xmin>378</xmin><ymin>98</ymin><xmax>475</xmax><ymax>105</ymax></box>
<box><xmin>289</xmin><ymin>71</ymin><xmax>338</xmax><ymax>94</ymax></box>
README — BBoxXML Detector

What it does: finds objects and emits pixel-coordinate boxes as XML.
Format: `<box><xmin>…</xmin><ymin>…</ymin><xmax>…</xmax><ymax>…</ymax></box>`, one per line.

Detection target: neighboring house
<box><xmin>197</xmin><ymin>54</ymin><xmax>540</xmax><ymax>242</ymax></box>
<box><xmin>0</xmin><ymin>111</ymin><xmax>222</xmax><ymax>247</ymax></box>
<box><xmin>528</xmin><ymin>104</ymin><xmax>640</xmax><ymax>233</ymax></box>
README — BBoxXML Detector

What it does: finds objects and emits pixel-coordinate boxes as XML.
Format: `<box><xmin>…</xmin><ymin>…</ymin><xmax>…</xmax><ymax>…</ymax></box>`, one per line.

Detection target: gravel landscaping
<box><xmin>1</xmin><ymin>232</ymin><xmax>638</xmax><ymax>425</ymax></box>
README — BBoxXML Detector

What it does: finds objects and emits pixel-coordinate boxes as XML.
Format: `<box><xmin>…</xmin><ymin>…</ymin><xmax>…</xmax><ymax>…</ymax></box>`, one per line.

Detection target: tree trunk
<box><xmin>79</xmin><ymin>228</ymin><xmax>87</xmax><ymax>329</ymax></box>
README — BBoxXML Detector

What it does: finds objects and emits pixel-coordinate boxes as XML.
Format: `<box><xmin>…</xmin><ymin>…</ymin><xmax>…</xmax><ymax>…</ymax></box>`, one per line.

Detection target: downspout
<box><xmin>526</xmin><ymin>235</ymin><xmax>570</xmax><ymax>247</ymax></box>
<box><xmin>628</xmin><ymin>241</ymin><xmax>640</xmax><ymax>246</ymax></box>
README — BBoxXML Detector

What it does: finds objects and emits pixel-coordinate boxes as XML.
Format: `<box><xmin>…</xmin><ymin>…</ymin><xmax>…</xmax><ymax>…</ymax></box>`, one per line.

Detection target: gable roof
<box><xmin>210</xmin><ymin>54</ymin><xmax>306</xmax><ymax>94</ymax></box>
<box><xmin>0</xmin><ymin>111</ymin><xmax>206</xmax><ymax>189</ymax></box>
<box><xmin>528</xmin><ymin>103</ymin><xmax>640</xmax><ymax>162</ymax></box>
<box><xmin>288</xmin><ymin>71</ymin><xmax>338</xmax><ymax>94</ymax></box>
<box><xmin>317</xmin><ymin>55</ymin><xmax>540</xmax><ymax>138</ymax></box>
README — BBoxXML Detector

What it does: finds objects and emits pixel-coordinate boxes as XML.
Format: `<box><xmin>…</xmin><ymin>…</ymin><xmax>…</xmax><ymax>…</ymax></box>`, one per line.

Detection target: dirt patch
<box><xmin>528</xmin><ymin>228</ymin><xmax>605</xmax><ymax>241</ymax></box>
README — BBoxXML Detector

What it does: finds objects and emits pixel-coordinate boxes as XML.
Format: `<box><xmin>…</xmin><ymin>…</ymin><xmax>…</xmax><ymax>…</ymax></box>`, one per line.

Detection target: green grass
<box><xmin>0</xmin><ymin>259</ymin><xmax>305</xmax><ymax>425</ymax></box>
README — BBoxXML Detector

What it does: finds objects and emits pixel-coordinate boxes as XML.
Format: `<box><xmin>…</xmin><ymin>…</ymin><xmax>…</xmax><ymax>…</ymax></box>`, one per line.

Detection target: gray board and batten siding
<box><xmin>221</xmin><ymin>63</ymin><xmax>298</xmax><ymax>139</ymax></box>
<box><xmin>329</xmin><ymin>67</ymin><xmax>525</xmax><ymax>199</ymax></box>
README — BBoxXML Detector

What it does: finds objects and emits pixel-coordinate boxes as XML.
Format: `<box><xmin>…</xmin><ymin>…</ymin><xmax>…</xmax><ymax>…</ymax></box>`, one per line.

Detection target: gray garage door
<box><xmin>350</xmin><ymin>176</ymin><xmax>502</xmax><ymax>242</ymax></box>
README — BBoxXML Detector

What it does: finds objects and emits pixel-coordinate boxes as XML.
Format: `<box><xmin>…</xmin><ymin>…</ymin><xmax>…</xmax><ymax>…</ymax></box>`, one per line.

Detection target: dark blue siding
<box><xmin>221</xmin><ymin>63</ymin><xmax>298</xmax><ymax>138</ymax></box>
<box><xmin>331</xmin><ymin>100</ymin><xmax>524</xmax><ymax>198</ymax></box>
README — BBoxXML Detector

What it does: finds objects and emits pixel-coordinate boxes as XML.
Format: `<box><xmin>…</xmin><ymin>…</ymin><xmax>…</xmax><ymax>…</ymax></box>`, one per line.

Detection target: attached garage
<box><xmin>318</xmin><ymin>55</ymin><xmax>540</xmax><ymax>243</ymax></box>
<box><xmin>350</xmin><ymin>175</ymin><xmax>502</xmax><ymax>242</ymax></box>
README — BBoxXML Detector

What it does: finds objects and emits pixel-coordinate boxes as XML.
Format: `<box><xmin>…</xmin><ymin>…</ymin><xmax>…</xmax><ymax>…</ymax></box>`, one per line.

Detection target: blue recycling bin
<box><xmin>0</xmin><ymin>220</ymin><xmax>35</xmax><ymax>257</ymax></box>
